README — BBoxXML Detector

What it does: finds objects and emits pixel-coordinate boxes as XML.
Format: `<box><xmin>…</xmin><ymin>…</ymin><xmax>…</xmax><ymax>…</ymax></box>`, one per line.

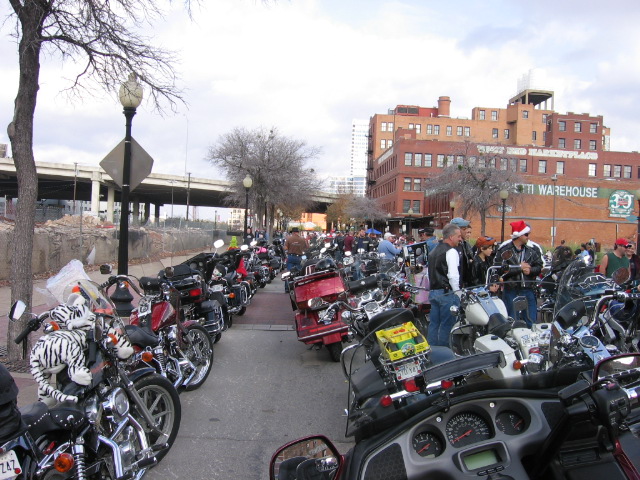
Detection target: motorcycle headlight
<box><xmin>104</xmin><ymin>387</ymin><xmax>130</xmax><ymax>419</ymax></box>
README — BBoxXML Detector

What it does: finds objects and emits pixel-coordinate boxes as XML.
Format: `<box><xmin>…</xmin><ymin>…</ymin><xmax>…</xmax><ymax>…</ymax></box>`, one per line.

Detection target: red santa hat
<box><xmin>510</xmin><ymin>220</ymin><xmax>531</xmax><ymax>238</ymax></box>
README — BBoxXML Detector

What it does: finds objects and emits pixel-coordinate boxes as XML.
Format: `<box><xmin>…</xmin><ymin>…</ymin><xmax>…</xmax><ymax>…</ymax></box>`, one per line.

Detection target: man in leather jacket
<box><xmin>494</xmin><ymin>220</ymin><xmax>543</xmax><ymax>326</ymax></box>
<box><xmin>451</xmin><ymin>217</ymin><xmax>475</xmax><ymax>287</ymax></box>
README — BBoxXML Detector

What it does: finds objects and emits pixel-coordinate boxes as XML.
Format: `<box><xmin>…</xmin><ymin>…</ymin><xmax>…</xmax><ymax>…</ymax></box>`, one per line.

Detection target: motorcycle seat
<box><xmin>125</xmin><ymin>324</ymin><xmax>160</xmax><ymax>348</ymax></box>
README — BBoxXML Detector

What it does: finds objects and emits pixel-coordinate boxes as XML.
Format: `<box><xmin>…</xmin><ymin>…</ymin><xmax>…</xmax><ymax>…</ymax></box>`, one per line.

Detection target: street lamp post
<box><xmin>243</xmin><ymin>174</ymin><xmax>253</xmax><ymax>237</ymax></box>
<box><xmin>112</xmin><ymin>73</ymin><xmax>143</xmax><ymax>316</ymax></box>
<box><xmin>499</xmin><ymin>189</ymin><xmax>509</xmax><ymax>243</ymax></box>
<box><xmin>551</xmin><ymin>174</ymin><xmax>558</xmax><ymax>248</ymax></box>
<box><xmin>407</xmin><ymin>208</ymin><xmax>414</xmax><ymax>238</ymax></box>
<box><xmin>635</xmin><ymin>190</ymin><xmax>640</xmax><ymax>255</ymax></box>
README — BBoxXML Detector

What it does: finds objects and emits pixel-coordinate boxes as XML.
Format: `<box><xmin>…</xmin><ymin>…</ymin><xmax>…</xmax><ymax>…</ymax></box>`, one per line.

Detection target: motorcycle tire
<box><xmin>133</xmin><ymin>373</ymin><xmax>182</xmax><ymax>462</ymax></box>
<box><xmin>213</xmin><ymin>332</ymin><xmax>222</xmax><ymax>344</ymax></box>
<box><xmin>326</xmin><ymin>342</ymin><xmax>343</xmax><ymax>362</ymax></box>
<box><xmin>183</xmin><ymin>324</ymin><xmax>214</xmax><ymax>391</ymax></box>
<box><xmin>236</xmin><ymin>306</ymin><xmax>246</xmax><ymax>316</ymax></box>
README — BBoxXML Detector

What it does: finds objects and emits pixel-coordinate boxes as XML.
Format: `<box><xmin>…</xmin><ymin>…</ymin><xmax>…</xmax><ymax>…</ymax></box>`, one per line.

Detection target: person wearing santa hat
<box><xmin>493</xmin><ymin>220</ymin><xmax>543</xmax><ymax>326</ymax></box>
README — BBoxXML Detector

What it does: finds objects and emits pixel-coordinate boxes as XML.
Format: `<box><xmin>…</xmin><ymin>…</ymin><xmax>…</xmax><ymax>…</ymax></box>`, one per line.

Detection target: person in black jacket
<box><xmin>451</xmin><ymin>217</ymin><xmax>474</xmax><ymax>287</ymax></box>
<box><xmin>494</xmin><ymin>220</ymin><xmax>543</xmax><ymax>326</ymax></box>
<box><xmin>471</xmin><ymin>236</ymin><xmax>499</xmax><ymax>292</ymax></box>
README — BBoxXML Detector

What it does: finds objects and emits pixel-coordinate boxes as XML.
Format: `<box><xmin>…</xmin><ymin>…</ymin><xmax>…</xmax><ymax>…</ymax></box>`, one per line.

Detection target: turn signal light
<box><xmin>141</xmin><ymin>351</ymin><xmax>154</xmax><ymax>363</ymax></box>
<box><xmin>228</xmin><ymin>292</ymin><xmax>236</xmax><ymax>299</ymax></box>
<box><xmin>513</xmin><ymin>360</ymin><xmax>523</xmax><ymax>370</ymax></box>
<box><xmin>404</xmin><ymin>379</ymin><xmax>419</xmax><ymax>393</ymax></box>
<box><xmin>54</xmin><ymin>453</ymin><xmax>75</xmax><ymax>472</ymax></box>
<box><xmin>380</xmin><ymin>395</ymin><xmax>393</xmax><ymax>408</ymax></box>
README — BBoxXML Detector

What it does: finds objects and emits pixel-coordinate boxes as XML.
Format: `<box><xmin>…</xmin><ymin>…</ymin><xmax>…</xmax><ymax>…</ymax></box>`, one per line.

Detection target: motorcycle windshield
<box><xmin>553</xmin><ymin>257</ymin><xmax>615</xmax><ymax>325</ymax></box>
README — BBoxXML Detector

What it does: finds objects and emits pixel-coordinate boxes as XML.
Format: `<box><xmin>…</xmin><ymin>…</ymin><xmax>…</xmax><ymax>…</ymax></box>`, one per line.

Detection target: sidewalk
<box><xmin>0</xmin><ymin>253</ymin><xmax>197</xmax><ymax>407</ymax></box>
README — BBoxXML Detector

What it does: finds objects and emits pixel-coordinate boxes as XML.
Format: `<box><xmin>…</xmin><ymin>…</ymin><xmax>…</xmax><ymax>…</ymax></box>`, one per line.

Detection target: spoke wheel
<box><xmin>183</xmin><ymin>324</ymin><xmax>214</xmax><ymax>390</ymax></box>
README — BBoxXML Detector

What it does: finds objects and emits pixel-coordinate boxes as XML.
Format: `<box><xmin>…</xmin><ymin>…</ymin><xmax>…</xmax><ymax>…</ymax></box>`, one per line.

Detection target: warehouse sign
<box><xmin>519</xmin><ymin>183</ymin><xmax>599</xmax><ymax>198</ymax></box>
<box><xmin>477</xmin><ymin>145</ymin><xmax>598</xmax><ymax>160</ymax></box>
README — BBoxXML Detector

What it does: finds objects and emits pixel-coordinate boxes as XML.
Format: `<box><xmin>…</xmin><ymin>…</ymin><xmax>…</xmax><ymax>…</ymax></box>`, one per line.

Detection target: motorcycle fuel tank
<box><xmin>465</xmin><ymin>295</ymin><xmax>508</xmax><ymax>326</ymax></box>
<box><xmin>474</xmin><ymin>335</ymin><xmax>521</xmax><ymax>379</ymax></box>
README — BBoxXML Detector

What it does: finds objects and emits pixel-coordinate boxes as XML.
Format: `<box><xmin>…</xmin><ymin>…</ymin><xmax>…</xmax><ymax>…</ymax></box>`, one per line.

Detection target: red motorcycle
<box><xmin>286</xmin><ymin>256</ymin><xmax>351</xmax><ymax>362</ymax></box>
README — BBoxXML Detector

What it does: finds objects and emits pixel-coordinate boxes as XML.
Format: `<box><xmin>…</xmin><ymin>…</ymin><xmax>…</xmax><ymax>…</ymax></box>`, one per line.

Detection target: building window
<box><xmin>388</xmin><ymin>140</ymin><xmax>393</xmax><ymax>148</ymax></box>
<box><xmin>556</xmin><ymin>161</ymin><xmax>565</xmax><ymax>175</ymax></box>
<box><xmin>437</xmin><ymin>154</ymin><xmax>445</xmax><ymax>168</ymax></box>
<box><xmin>446</xmin><ymin>155</ymin><xmax>454</xmax><ymax>166</ymax></box>
<box><xmin>425</xmin><ymin>154</ymin><xmax>432</xmax><ymax>167</ymax></box>
<box><xmin>574</xmin><ymin>122</ymin><xmax>582</xmax><ymax>133</ymax></box>
<box><xmin>403</xmin><ymin>200</ymin><xmax>411</xmax><ymax>213</ymax></box>
<box><xmin>543</xmin><ymin>132</ymin><xmax>547</xmax><ymax>142</ymax></box>
<box><xmin>542</xmin><ymin>114</ymin><xmax>548</xmax><ymax>124</ymax></box>
<box><xmin>590</xmin><ymin>123</ymin><xmax>598</xmax><ymax>133</ymax></box>
<box><xmin>559</xmin><ymin>120</ymin><xmax>566</xmax><ymax>131</ymax></box>
<box><xmin>479</xmin><ymin>110</ymin><xmax>486</xmax><ymax>120</ymax></box>
<box><xmin>388</xmin><ymin>122</ymin><xmax>394</xmax><ymax>131</ymax></box>
<box><xmin>478</xmin><ymin>157</ymin><xmax>486</xmax><ymax>168</ymax></box>
<box><xmin>457</xmin><ymin>155</ymin><xmax>464</xmax><ymax>166</ymax></box>
<box><xmin>504</xmin><ymin>129</ymin><xmax>510</xmax><ymax>139</ymax></box>
<box><xmin>433</xmin><ymin>125</ymin><xmax>440</xmax><ymax>135</ymax></box>
<box><xmin>492</xmin><ymin>128</ymin><xmax>498</xmax><ymax>138</ymax></box>
<box><xmin>589</xmin><ymin>140</ymin><xmax>597</xmax><ymax>150</ymax></box>
<box><xmin>510</xmin><ymin>158</ymin><xmax>518</xmax><ymax>172</ymax></box>
<box><xmin>413</xmin><ymin>178</ymin><xmax>422</xmax><ymax>191</ymax></box>
<box><xmin>415</xmin><ymin>124</ymin><xmax>421</xmax><ymax>134</ymax></box>
<box><xmin>468</xmin><ymin>156</ymin><xmax>477</xmax><ymax>166</ymax></box>
<box><xmin>403</xmin><ymin>178</ymin><xmax>411</xmax><ymax>191</ymax></box>
<box><xmin>532</xmin><ymin>131</ymin><xmax>537</xmax><ymax>141</ymax></box>
<box><xmin>414</xmin><ymin>153</ymin><xmax>422</xmax><ymax>167</ymax></box>
<box><xmin>624</xmin><ymin>165</ymin><xmax>632</xmax><ymax>179</ymax></box>
<box><xmin>491</xmin><ymin>111</ymin><xmax>498</xmax><ymax>121</ymax></box>
<box><xmin>456</xmin><ymin>126</ymin><xmax>463</xmax><ymax>136</ymax></box>
<box><xmin>489</xmin><ymin>157</ymin><xmax>497</xmax><ymax>168</ymax></box>
<box><xmin>538</xmin><ymin>160</ymin><xmax>547</xmax><ymax>174</ymax></box>
<box><xmin>500</xmin><ymin>158</ymin><xmax>508</xmax><ymax>170</ymax></box>
<box><xmin>604</xmin><ymin>164</ymin><xmax>611</xmax><ymax>177</ymax></box>
<box><xmin>381</xmin><ymin>122</ymin><xmax>387</xmax><ymax>132</ymax></box>
<box><xmin>446</xmin><ymin>126</ymin><xmax>452</xmax><ymax>136</ymax></box>
<box><xmin>380</xmin><ymin>140</ymin><xmax>386</xmax><ymax>149</ymax></box>
<box><xmin>427</xmin><ymin>124</ymin><xmax>433</xmax><ymax>135</ymax></box>
<box><xmin>519</xmin><ymin>159</ymin><xmax>527</xmax><ymax>172</ymax></box>
<box><xmin>404</xmin><ymin>153</ymin><xmax>412</xmax><ymax>166</ymax></box>
<box><xmin>614</xmin><ymin>165</ymin><xmax>622</xmax><ymax>178</ymax></box>
<box><xmin>523</xmin><ymin>110</ymin><xmax>529</xmax><ymax>119</ymax></box>
<box><xmin>464</xmin><ymin>126</ymin><xmax>471</xmax><ymax>136</ymax></box>
<box><xmin>574</xmin><ymin>139</ymin><xmax>581</xmax><ymax>149</ymax></box>
<box><xmin>409</xmin><ymin>123</ymin><xmax>414</xmax><ymax>130</ymax></box>
<box><xmin>588</xmin><ymin>163</ymin><xmax>597</xmax><ymax>177</ymax></box>
<box><xmin>412</xmin><ymin>200</ymin><xmax>420</xmax><ymax>212</ymax></box>
<box><xmin>558</xmin><ymin>138</ymin><xmax>566</xmax><ymax>148</ymax></box>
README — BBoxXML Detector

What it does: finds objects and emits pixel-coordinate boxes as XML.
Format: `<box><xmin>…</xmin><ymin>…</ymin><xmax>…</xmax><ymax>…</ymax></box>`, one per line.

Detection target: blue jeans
<box><xmin>427</xmin><ymin>289</ymin><xmax>460</xmax><ymax>347</ymax></box>
<box><xmin>502</xmin><ymin>288</ymin><xmax>537</xmax><ymax>327</ymax></box>
<box><xmin>286</xmin><ymin>254</ymin><xmax>302</xmax><ymax>272</ymax></box>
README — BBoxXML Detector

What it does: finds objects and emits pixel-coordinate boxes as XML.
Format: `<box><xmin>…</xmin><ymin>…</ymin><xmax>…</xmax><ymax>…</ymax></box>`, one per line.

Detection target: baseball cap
<box><xmin>451</xmin><ymin>217</ymin><xmax>470</xmax><ymax>228</ymax></box>
<box><xmin>615</xmin><ymin>238</ymin><xmax>631</xmax><ymax>247</ymax></box>
<box><xmin>291</xmin><ymin>227</ymin><xmax>299</xmax><ymax>233</ymax></box>
<box><xmin>475</xmin><ymin>236</ymin><xmax>497</xmax><ymax>248</ymax></box>
<box><xmin>383</xmin><ymin>232</ymin><xmax>395</xmax><ymax>240</ymax></box>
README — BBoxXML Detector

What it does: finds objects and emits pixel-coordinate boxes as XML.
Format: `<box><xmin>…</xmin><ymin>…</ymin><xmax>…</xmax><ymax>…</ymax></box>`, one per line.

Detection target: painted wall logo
<box><xmin>608</xmin><ymin>190</ymin><xmax>634</xmax><ymax>218</ymax></box>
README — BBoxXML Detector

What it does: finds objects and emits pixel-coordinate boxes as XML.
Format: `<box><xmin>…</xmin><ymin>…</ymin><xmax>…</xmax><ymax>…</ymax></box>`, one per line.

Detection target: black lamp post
<box><xmin>407</xmin><ymin>208</ymin><xmax>414</xmax><ymax>238</ymax></box>
<box><xmin>111</xmin><ymin>73</ymin><xmax>143</xmax><ymax>316</ymax></box>
<box><xmin>243</xmin><ymin>174</ymin><xmax>253</xmax><ymax>236</ymax></box>
<box><xmin>499</xmin><ymin>189</ymin><xmax>509</xmax><ymax>243</ymax></box>
<box><xmin>635</xmin><ymin>189</ymin><xmax>640</xmax><ymax>256</ymax></box>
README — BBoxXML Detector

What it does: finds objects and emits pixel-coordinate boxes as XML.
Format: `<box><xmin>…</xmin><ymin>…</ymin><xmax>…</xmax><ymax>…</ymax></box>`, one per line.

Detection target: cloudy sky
<box><xmin>2</xmin><ymin>0</ymin><xmax>640</xmax><ymax>218</ymax></box>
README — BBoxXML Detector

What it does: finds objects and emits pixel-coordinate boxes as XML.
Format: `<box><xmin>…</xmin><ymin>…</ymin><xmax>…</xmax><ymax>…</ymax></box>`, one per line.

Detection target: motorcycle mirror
<box><xmin>320</xmin><ymin>247</ymin><xmax>327</xmax><ymax>254</ymax></box>
<box><xmin>344</xmin><ymin>251</ymin><xmax>352</xmax><ymax>257</ymax></box>
<box><xmin>593</xmin><ymin>353</ymin><xmax>640</xmax><ymax>384</ymax></box>
<box><xmin>213</xmin><ymin>239</ymin><xmax>225</xmax><ymax>249</ymax></box>
<box><xmin>611</xmin><ymin>267</ymin><xmax>630</xmax><ymax>286</ymax></box>
<box><xmin>9</xmin><ymin>300</ymin><xmax>26</xmax><ymax>321</ymax></box>
<box><xmin>164</xmin><ymin>266</ymin><xmax>175</xmax><ymax>278</ymax></box>
<box><xmin>501</xmin><ymin>250</ymin><xmax>514</xmax><ymax>260</ymax></box>
<box><xmin>99</xmin><ymin>264</ymin><xmax>113</xmax><ymax>275</ymax></box>
<box><xmin>281</xmin><ymin>272</ymin><xmax>291</xmax><ymax>280</ymax></box>
<box><xmin>270</xmin><ymin>435</ymin><xmax>341</xmax><ymax>480</ymax></box>
<box><xmin>308</xmin><ymin>297</ymin><xmax>325</xmax><ymax>309</ymax></box>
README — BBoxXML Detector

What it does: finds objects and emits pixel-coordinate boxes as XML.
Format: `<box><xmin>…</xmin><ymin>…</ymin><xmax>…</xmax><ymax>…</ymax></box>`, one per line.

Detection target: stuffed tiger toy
<box><xmin>30</xmin><ymin>298</ymin><xmax>134</xmax><ymax>405</ymax></box>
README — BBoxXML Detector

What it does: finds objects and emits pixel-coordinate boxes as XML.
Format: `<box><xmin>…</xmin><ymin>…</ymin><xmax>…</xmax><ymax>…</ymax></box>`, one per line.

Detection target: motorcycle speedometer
<box><xmin>579</xmin><ymin>335</ymin><xmax>600</xmax><ymax>349</ymax></box>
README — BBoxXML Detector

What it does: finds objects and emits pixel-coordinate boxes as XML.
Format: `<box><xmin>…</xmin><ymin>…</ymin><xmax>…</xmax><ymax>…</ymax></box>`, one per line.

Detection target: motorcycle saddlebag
<box><xmin>198</xmin><ymin>299</ymin><xmax>220</xmax><ymax>314</ymax></box>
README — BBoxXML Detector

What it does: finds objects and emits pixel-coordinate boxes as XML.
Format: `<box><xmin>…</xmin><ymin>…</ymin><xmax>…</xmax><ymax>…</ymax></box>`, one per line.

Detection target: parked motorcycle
<box><xmin>270</xmin><ymin>353</ymin><xmax>640</xmax><ymax>479</ymax></box>
<box><xmin>10</xmin><ymin>279</ymin><xmax>182</xmax><ymax>478</ymax></box>
<box><xmin>104</xmin><ymin>268</ymin><xmax>215</xmax><ymax>392</ymax></box>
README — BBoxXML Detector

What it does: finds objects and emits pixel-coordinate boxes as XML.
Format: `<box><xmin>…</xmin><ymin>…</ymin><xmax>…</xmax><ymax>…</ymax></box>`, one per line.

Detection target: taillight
<box><xmin>529</xmin><ymin>347</ymin><xmax>540</xmax><ymax>355</ymax></box>
<box><xmin>404</xmin><ymin>379</ymin><xmax>419</xmax><ymax>392</ymax></box>
<box><xmin>54</xmin><ymin>453</ymin><xmax>75</xmax><ymax>472</ymax></box>
<box><xmin>189</xmin><ymin>288</ymin><xmax>202</xmax><ymax>298</ymax></box>
<box><xmin>380</xmin><ymin>395</ymin><xmax>393</xmax><ymax>407</ymax></box>
<box><xmin>441</xmin><ymin>380</ymin><xmax>454</xmax><ymax>390</ymax></box>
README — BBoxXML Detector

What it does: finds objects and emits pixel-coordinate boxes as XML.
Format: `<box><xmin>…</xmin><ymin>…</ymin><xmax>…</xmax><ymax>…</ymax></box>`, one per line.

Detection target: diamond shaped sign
<box><xmin>100</xmin><ymin>138</ymin><xmax>153</xmax><ymax>191</ymax></box>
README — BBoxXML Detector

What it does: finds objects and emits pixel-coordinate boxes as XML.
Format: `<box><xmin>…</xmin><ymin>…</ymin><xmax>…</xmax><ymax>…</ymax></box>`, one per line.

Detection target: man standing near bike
<box><xmin>285</xmin><ymin>227</ymin><xmax>308</xmax><ymax>272</ymax></box>
<box><xmin>494</xmin><ymin>220</ymin><xmax>543</xmax><ymax>326</ymax></box>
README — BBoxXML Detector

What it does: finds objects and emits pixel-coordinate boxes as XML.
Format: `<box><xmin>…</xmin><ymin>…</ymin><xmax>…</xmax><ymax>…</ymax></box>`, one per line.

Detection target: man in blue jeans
<box><xmin>427</xmin><ymin>223</ymin><xmax>463</xmax><ymax>347</ymax></box>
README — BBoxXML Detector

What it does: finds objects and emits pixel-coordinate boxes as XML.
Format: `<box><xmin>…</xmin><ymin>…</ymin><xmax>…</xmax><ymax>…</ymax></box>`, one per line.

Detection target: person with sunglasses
<box><xmin>493</xmin><ymin>220</ymin><xmax>543</xmax><ymax>326</ymax></box>
<box><xmin>599</xmin><ymin>238</ymin><xmax>631</xmax><ymax>278</ymax></box>
<box><xmin>471</xmin><ymin>236</ymin><xmax>499</xmax><ymax>293</ymax></box>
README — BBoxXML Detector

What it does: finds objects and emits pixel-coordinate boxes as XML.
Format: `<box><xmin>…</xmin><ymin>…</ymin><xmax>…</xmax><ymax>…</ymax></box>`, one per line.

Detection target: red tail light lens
<box><xmin>404</xmin><ymin>379</ymin><xmax>419</xmax><ymax>392</ymax></box>
<box><xmin>441</xmin><ymin>380</ymin><xmax>454</xmax><ymax>390</ymax></box>
<box><xmin>529</xmin><ymin>347</ymin><xmax>540</xmax><ymax>355</ymax></box>
<box><xmin>189</xmin><ymin>288</ymin><xmax>202</xmax><ymax>297</ymax></box>
<box><xmin>380</xmin><ymin>395</ymin><xmax>393</xmax><ymax>408</ymax></box>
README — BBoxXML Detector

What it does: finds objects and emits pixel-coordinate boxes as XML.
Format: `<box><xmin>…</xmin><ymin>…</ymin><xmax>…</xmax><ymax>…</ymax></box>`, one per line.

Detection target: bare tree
<box><xmin>345</xmin><ymin>196</ymin><xmax>387</xmax><ymax>229</ymax></box>
<box><xmin>207</xmin><ymin>127</ymin><xmax>321</xmax><ymax>238</ymax></box>
<box><xmin>425</xmin><ymin>144</ymin><xmax>525</xmax><ymax>235</ymax></box>
<box><xmin>5</xmin><ymin>0</ymin><xmax>191</xmax><ymax>360</ymax></box>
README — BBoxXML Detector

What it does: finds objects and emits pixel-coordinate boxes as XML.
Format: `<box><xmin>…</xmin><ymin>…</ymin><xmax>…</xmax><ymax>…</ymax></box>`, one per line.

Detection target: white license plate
<box><xmin>210</xmin><ymin>284</ymin><xmax>224</xmax><ymax>292</ymax></box>
<box><xmin>0</xmin><ymin>450</ymin><xmax>21</xmax><ymax>480</ymax></box>
<box><xmin>395</xmin><ymin>362</ymin><xmax>420</xmax><ymax>381</ymax></box>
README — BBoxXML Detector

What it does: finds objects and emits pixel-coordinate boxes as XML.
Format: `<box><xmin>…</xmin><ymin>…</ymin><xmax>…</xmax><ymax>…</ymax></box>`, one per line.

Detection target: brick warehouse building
<box><xmin>367</xmin><ymin>88</ymin><xmax>640</xmax><ymax>249</ymax></box>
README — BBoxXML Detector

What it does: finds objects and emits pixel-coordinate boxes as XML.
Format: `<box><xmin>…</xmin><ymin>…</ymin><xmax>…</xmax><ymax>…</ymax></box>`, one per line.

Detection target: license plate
<box><xmin>0</xmin><ymin>450</ymin><xmax>21</xmax><ymax>480</ymax></box>
<box><xmin>210</xmin><ymin>284</ymin><xmax>224</xmax><ymax>292</ymax></box>
<box><xmin>395</xmin><ymin>361</ymin><xmax>420</xmax><ymax>381</ymax></box>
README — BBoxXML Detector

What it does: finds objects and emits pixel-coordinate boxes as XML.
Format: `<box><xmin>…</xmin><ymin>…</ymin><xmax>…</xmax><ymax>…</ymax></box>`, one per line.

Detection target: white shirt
<box><xmin>446</xmin><ymin>247</ymin><xmax>461</xmax><ymax>291</ymax></box>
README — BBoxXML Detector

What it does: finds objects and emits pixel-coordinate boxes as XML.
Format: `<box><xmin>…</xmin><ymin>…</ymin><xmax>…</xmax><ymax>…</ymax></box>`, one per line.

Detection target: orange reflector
<box><xmin>404</xmin><ymin>379</ymin><xmax>419</xmax><ymax>393</ymax></box>
<box><xmin>49</xmin><ymin>321</ymin><xmax>61</xmax><ymax>331</ymax></box>
<box><xmin>513</xmin><ymin>360</ymin><xmax>523</xmax><ymax>370</ymax></box>
<box><xmin>43</xmin><ymin>442</ymin><xmax>56</xmax><ymax>455</ymax></box>
<box><xmin>71</xmin><ymin>286</ymin><xmax>81</xmax><ymax>293</ymax></box>
<box><xmin>229</xmin><ymin>293</ymin><xmax>235</xmax><ymax>299</ymax></box>
<box><xmin>141</xmin><ymin>351</ymin><xmax>154</xmax><ymax>363</ymax></box>
<box><xmin>54</xmin><ymin>453</ymin><xmax>74</xmax><ymax>472</ymax></box>
<box><xmin>108</xmin><ymin>334</ymin><xmax>119</xmax><ymax>345</ymax></box>
<box><xmin>380</xmin><ymin>395</ymin><xmax>393</xmax><ymax>408</ymax></box>
<box><xmin>441</xmin><ymin>380</ymin><xmax>454</xmax><ymax>390</ymax></box>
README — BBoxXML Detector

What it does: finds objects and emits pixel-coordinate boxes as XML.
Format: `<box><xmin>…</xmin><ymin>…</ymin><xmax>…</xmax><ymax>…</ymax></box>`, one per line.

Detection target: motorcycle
<box><xmin>104</xmin><ymin>268</ymin><xmax>215</xmax><ymax>392</ymax></box>
<box><xmin>9</xmin><ymin>279</ymin><xmax>182</xmax><ymax>479</ymax></box>
<box><xmin>270</xmin><ymin>353</ymin><xmax>640</xmax><ymax>479</ymax></box>
<box><xmin>285</xmin><ymin>255</ymin><xmax>352</xmax><ymax>362</ymax></box>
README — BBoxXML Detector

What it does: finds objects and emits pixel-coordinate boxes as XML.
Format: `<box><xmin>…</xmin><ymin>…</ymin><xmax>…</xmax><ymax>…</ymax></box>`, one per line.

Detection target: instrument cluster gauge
<box><xmin>579</xmin><ymin>335</ymin><xmax>600</xmax><ymax>349</ymax></box>
<box><xmin>495</xmin><ymin>411</ymin><xmax>527</xmax><ymax>435</ymax></box>
<box><xmin>412</xmin><ymin>431</ymin><xmax>444</xmax><ymax>458</ymax></box>
<box><xmin>445</xmin><ymin>412</ymin><xmax>492</xmax><ymax>448</ymax></box>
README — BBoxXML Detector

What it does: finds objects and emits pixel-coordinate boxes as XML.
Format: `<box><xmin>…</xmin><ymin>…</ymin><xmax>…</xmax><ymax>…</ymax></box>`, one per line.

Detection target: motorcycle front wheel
<box><xmin>133</xmin><ymin>374</ymin><xmax>181</xmax><ymax>462</ymax></box>
<box><xmin>183</xmin><ymin>324</ymin><xmax>214</xmax><ymax>390</ymax></box>
<box><xmin>326</xmin><ymin>342</ymin><xmax>343</xmax><ymax>362</ymax></box>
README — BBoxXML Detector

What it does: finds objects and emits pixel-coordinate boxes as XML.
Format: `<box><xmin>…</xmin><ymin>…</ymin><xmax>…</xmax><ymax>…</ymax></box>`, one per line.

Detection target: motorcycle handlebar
<box><xmin>14</xmin><ymin>313</ymin><xmax>49</xmax><ymax>345</ymax></box>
